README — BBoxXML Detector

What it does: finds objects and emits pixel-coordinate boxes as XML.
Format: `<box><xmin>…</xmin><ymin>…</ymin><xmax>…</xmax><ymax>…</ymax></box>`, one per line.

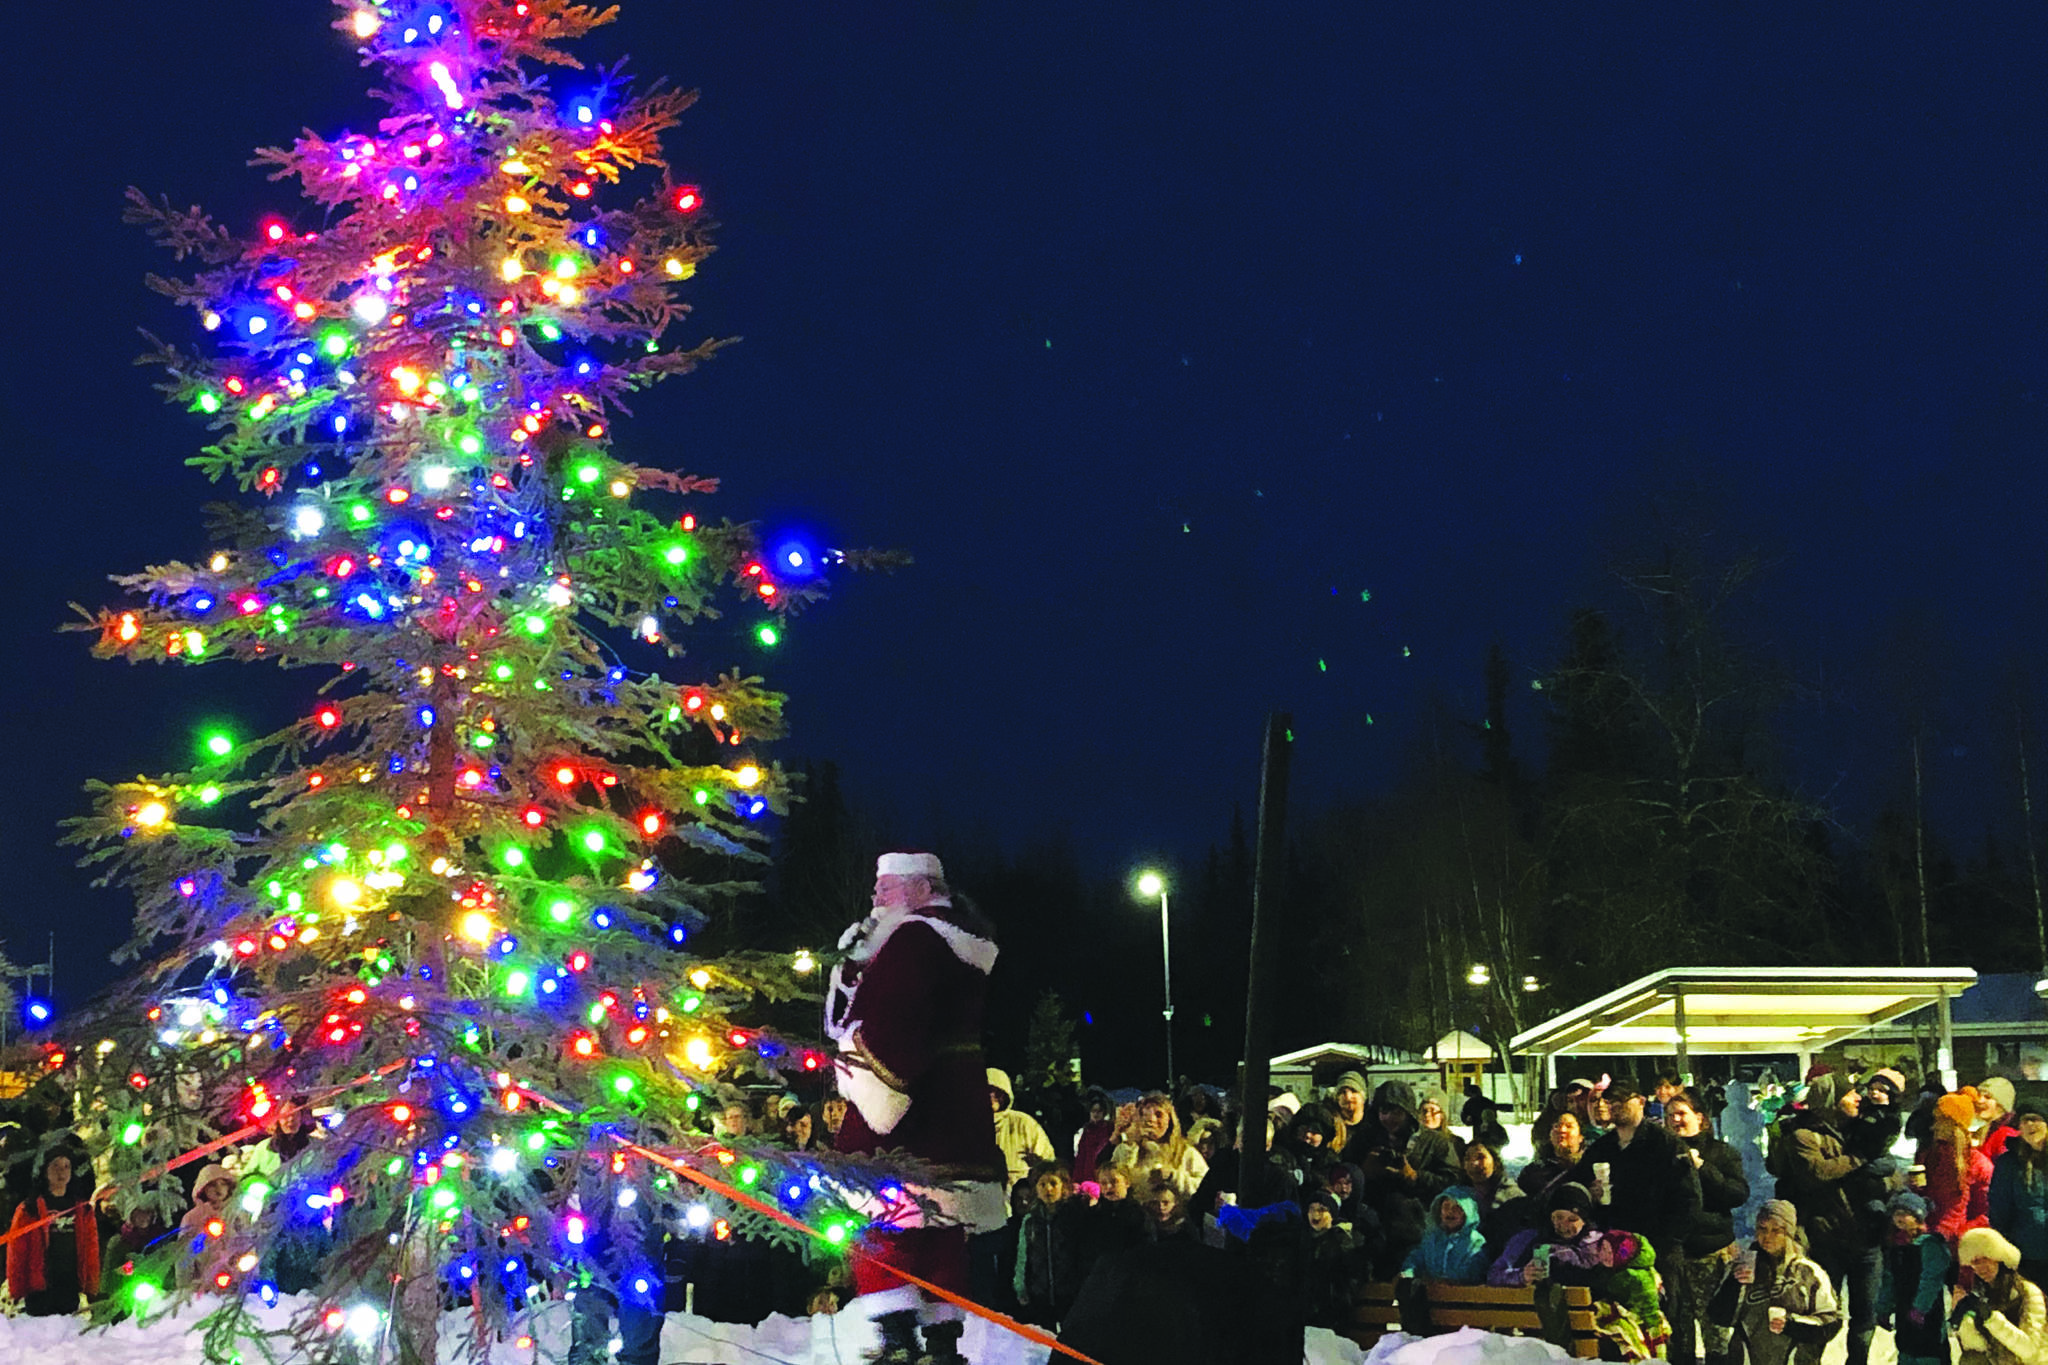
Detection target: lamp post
<box><xmin>1135</xmin><ymin>870</ymin><xmax>1173</xmax><ymax>1087</ymax></box>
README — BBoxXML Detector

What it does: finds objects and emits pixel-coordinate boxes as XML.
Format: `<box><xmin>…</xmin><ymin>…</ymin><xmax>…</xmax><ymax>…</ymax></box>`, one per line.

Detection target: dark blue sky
<box><xmin>8</xmin><ymin>2</ymin><xmax>2046</xmax><ymax>997</ymax></box>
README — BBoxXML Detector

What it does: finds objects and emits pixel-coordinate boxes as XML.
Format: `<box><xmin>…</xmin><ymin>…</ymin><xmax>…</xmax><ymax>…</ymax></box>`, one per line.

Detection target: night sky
<box><xmin>8</xmin><ymin>3</ymin><xmax>2047</xmax><ymax>1001</ymax></box>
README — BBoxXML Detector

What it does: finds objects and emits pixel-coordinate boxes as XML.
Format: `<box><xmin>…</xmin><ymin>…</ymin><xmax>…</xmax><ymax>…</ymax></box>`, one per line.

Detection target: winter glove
<box><xmin>1958</xmin><ymin>1318</ymin><xmax>1989</xmax><ymax>1353</ymax></box>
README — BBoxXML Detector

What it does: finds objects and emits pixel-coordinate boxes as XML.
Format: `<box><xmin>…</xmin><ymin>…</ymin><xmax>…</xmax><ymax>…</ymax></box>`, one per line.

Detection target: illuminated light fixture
<box><xmin>352</xmin><ymin>293</ymin><xmax>389</xmax><ymax>325</ymax></box>
<box><xmin>351</xmin><ymin>10</ymin><xmax>381</xmax><ymax>38</ymax></box>
<box><xmin>134</xmin><ymin>800</ymin><xmax>169</xmax><ymax>828</ymax></box>
<box><xmin>672</xmin><ymin>185</ymin><xmax>703</xmax><ymax>213</ymax></box>
<box><xmin>460</xmin><ymin>911</ymin><xmax>493</xmax><ymax>943</ymax></box>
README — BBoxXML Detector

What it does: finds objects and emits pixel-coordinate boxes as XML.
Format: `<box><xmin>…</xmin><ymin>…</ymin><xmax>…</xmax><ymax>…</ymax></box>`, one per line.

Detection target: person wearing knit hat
<box><xmin>1330</xmin><ymin>1071</ymin><xmax>1369</xmax><ymax>1129</ymax></box>
<box><xmin>1980</xmin><ymin>1078</ymin><xmax>2022</xmax><ymax>1161</ymax></box>
<box><xmin>1926</xmin><ymin>1089</ymin><xmax>1996</xmax><ymax>1247</ymax></box>
<box><xmin>1879</xmin><ymin>1190</ymin><xmax>1951</xmax><ymax>1365</ymax></box>
<box><xmin>1989</xmin><ymin>1095</ymin><xmax>2048</xmax><ymax>1289</ymax></box>
<box><xmin>1718</xmin><ymin>1197</ymin><xmax>1843</xmax><ymax>1365</ymax></box>
<box><xmin>1953</xmin><ymin>1225</ymin><xmax>2048</xmax><ymax>1365</ymax></box>
<box><xmin>1771</xmin><ymin>1069</ymin><xmax>1882</xmax><ymax>1365</ymax></box>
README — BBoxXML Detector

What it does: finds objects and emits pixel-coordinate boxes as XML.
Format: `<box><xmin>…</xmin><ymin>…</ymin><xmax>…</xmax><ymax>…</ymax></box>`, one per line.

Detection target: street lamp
<box><xmin>1134</xmin><ymin>870</ymin><xmax>1173</xmax><ymax>1087</ymax></box>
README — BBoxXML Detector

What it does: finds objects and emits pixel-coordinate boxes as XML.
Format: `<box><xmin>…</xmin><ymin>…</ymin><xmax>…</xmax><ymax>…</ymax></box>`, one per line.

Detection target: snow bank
<box><xmin>1362</xmin><ymin>1328</ymin><xmax>1570</xmax><ymax>1365</ymax></box>
<box><xmin>0</xmin><ymin>1299</ymin><xmax>1368</xmax><ymax>1365</ymax></box>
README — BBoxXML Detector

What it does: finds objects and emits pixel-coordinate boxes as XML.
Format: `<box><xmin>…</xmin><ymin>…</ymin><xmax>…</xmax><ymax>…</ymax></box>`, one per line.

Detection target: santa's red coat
<box><xmin>831</xmin><ymin>908</ymin><xmax>1005</xmax><ymax>1182</ymax></box>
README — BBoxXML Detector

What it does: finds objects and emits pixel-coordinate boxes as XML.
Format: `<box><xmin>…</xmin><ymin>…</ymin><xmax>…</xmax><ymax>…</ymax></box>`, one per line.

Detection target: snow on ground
<box><xmin>1361</xmin><ymin>1328</ymin><xmax>1569</xmax><ymax>1365</ymax></box>
<box><xmin>0</xmin><ymin>1295</ymin><xmax>1372</xmax><ymax>1365</ymax></box>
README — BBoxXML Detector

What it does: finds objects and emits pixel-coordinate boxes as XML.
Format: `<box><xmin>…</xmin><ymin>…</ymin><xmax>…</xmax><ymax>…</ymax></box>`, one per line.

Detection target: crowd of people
<box><xmin>971</xmin><ymin>1062</ymin><xmax>2048</xmax><ymax>1364</ymax></box>
<box><xmin>10</xmin><ymin>1034</ymin><xmax>2048</xmax><ymax>1365</ymax></box>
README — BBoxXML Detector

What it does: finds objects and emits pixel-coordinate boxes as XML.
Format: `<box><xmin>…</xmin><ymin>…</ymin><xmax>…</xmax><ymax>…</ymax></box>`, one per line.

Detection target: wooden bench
<box><xmin>1349</xmin><ymin>1280</ymin><xmax>1600</xmax><ymax>1359</ymax></box>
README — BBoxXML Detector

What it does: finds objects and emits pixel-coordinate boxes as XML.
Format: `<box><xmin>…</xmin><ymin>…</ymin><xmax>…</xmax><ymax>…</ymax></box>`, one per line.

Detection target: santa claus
<box><xmin>826</xmin><ymin>851</ymin><xmax>1007</xmax><ymax>1364</ymax></box>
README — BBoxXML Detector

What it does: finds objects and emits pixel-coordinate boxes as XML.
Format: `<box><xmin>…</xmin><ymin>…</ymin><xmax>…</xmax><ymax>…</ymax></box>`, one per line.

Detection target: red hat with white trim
<box><xmin>876</xmin><ymin>851</ymin><xmax>944</xmax><ymax>878</ymax></box>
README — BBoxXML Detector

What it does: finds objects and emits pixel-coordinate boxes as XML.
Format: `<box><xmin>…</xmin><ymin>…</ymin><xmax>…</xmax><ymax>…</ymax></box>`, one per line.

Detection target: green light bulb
<box><xmin>663</xmin><ymin>544</ymin><xmax>690</xmax><ymax>566</ymax></box>
<box><xmin>198</xmin><ymin>785</ymin><xmax>222</xmax><ymax>805</ymax></box>
<box><xmin>524</xmin><ymin>615</ymin><xmax>548</xmax><ymax>636</ymax></box>
<box><xmin>195</xmin><ymin>392</ymin><xmax>222</xmax><ymax>414</ymax></box>
<box><xmin>501</xmin><ymin>846</ymin><xmax>526</xmax><ymax>868</ymax></box>
<box><xmin>757</xmin><ymin>625</ymin><xmax>779</xmax><ymax>647</ymax></box>
<box><xmin>575</xmin><ymin>464</ymin><xmax>602</xmax><ymax>485</ymax></box>
<box><xmin>612</xmin><ymin>1074</ymin><xmax>636</xmax><ymax>1096</ymax></box>
<box><xmin>549</xmin><ymin>900</ymin><xmax>575</xmax><ymax>924</ymax></box>
<box><xmin>582</xmin><ymin>829</ymin><xmax>606</xmax><ymax>854</ymax></box>
<box><xmin>203</xmin><ymin>732</ymin><xmax>234</xmax><ymax>759</ymax></box>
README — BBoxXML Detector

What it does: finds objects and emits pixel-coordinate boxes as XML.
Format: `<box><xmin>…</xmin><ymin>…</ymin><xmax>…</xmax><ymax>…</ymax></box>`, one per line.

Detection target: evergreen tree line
<box><xmin>760</xmin><ymin>533</ymin><xmax>2048</xmax><ymax>1089</ymax></box>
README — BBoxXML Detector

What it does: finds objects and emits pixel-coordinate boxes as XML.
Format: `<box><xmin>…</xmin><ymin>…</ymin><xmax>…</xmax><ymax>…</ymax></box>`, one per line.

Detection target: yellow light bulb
<box><xmin>329</xmin><ymin>878</ymin><xmax>362</xmax><ymax>907</ymax></box>
<box><xmin>734</xmin><ymin>765</ymin><xmax>761</xmax><ymax>789</ymax></box>
<box><xmin>504</xmin><ymin>195</ymin><xmax>531</xmax><ymax>214</ymax></box>
<box><xmin>684</xmin><ymin>1037</ymin><xmax>714</xmax><ymax>1069</ymax></box>
<box><xmin>351</xmin><ymin>10</ymin><xmax>381</xmax><ymax>38</ymax></box>
<box><xmin>209</xmin><ymin>553</ymin><xmax>230</xmax><ymax>572</ymax></box>
<box><xmin>134</xmin><ymin>801</ymin><xmax>169</xmax><ymax>828</ymax></box>
<box><xmin>460</xmin><ymin>911</ymin><xmax>493</xmax><ymax>943</ymax></box>
<box><xmin>500</xmin><ymin>159</ymin><xmax>531</xmax><ymax>176</ymax></box>
<box><xmin>558</xmin><ymin>284</ymin><xmax>581</xmax><ymax>306</ymax></box>
<box><xmin>500</xmin><ymin>257</ymin><xmax>523</xmax><ymax>282</ymax></box>
<box><xmin>689</xmin><ymin>969</ymin><xmax>712</xmax><ymax>989</ymax></box>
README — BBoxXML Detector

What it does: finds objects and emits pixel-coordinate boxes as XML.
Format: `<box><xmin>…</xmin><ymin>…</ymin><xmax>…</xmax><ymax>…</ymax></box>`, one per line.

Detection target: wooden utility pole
<box><xmin>1237</xmin><ymin>713</ymin><xmax>1292</xmax><ymax>1196</ymax></box>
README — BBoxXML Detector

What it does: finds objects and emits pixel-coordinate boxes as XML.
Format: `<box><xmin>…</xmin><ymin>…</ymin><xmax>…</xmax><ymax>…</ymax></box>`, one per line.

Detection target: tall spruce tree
<box><xmin>56</xmin><ymin>2</ymin><xmax>899</xmax><ymax>1356</ymax></box>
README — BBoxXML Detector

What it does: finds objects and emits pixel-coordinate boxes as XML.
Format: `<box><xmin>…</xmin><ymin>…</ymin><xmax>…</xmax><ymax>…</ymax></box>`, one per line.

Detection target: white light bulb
<box><xmin>293</xmin><ymin>506</ymin><xmax>326</xmax><ymax>537</ymax></box>
<box><xmin>352</xmin><ymin>294</ymin><xmax>389</xmax><ymax>325</ymax></box>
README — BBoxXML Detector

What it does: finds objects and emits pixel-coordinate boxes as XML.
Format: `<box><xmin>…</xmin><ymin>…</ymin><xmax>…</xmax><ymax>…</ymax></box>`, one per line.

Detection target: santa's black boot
<box><xmin>868</xmin><ymin>1309</ymin><xmax>923</xmax><ymax>1364</ymax></box>
<box><xmin>920</xmin><ymin>1319</ymin><xmax>968</xmax><ymax>1365</ymax></box>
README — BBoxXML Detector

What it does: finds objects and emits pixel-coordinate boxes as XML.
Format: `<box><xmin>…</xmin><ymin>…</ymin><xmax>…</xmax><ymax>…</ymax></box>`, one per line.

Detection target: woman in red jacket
<box><xmin>5</xmin><ymin>1149</ymin><xmax>100</xmax><ymax>1314</ymax></box>
<box><xmin>1923</xmin><ymin>1089</ymin><xmax>1994</xmax><ymax>1246</ymax></box>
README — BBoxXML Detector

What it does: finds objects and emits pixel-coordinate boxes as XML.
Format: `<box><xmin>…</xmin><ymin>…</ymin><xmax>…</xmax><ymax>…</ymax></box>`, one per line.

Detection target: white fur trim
<box><xmin>835</xmin><ymin>1055</ymin><xmax>912</xmax><ymax>1135</ymax></box>
<box><xmin>844</xmin><ymin>1177</ymin><xmax>1010</xmax><ymax>1235</ymax></box>
<box><xmin>877</xmin><ymin>852</ymin><xmax>944</xmax><ymax>878</ymax></box>
<box><xmin>856</xmin><ymin>1285</ymin><xmax>923</xmax><ymax>1318</ymax></box>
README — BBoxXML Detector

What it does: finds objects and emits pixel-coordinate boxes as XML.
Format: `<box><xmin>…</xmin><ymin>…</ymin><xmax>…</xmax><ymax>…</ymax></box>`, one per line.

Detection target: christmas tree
<box><xmin>55</xmin><ymin>0</ymin><xmax>900</xmax><ymax>1356</ymax></box>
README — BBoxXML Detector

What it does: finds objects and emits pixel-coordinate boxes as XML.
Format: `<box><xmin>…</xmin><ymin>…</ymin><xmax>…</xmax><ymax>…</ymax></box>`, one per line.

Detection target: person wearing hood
<box><xmin>1710</xmin><ymin>1199</ymin><xmax>1842</xmax><ymax>1365</ymax></box>
<box><xmin>1668</xmin><ymin>1087</ymin><xmax>1752</xmax><ymax>1365</ymax></box>
<box><xmin>1990</xmin><ymin>1097</ymin><xmax>2048</xmax><ymax>1287</ymax></box>
<box><xmin>1875</xmin><ymin>1190</ymin><xmax>1949</xmax><ymax>1365</ymax></box>
<box><xmin>1953</xmin><ymin>1225</ymin><xmax>2048</xmax><ymax>1365</ymax></box>
<box><xmin>1981</xmin><ymin>1079</ymin><xmax>2023</xmax><ymax>1163</ymax></box>
<box><xmin>1490</xmin><ymin>1182</ymin><xmax>1664</xmax><ymax>1356</ymax></box>
<box><xmin>988</xmin><ymin>1068</ymin><xmax>1057</xmax><ymax>1195</ymax></box>
<box><xmin>1402</xmin><ymin>1188</ymin><xmax>1490</xmax><ymax>1285</ymax></box>
<box><xmin>1768</xmin><ymin>1070</ymin><xmax>1882</xmax><ymax>1365</ymax></box>
<box><xmin>1352</xmin><ymin>1080</ymin><xmax>1420</xmax><ymax>1201</ymax></box>
<box><xmin>5</xmin><ymin>1148</ymin><xmax>98</xmax><ymax>1315</ymax></box>
<box><xmin>1107</xmin><ymin>1089</ymin><xmax>1207</xmax><ymax>1198</ymax></box>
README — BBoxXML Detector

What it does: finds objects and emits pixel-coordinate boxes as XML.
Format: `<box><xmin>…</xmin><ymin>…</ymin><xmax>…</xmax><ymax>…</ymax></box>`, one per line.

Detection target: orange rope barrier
<box><xmin>614</xmin><ymin>1136</ymin><xmax>1106</xmax><ymax>1365</ymax></box>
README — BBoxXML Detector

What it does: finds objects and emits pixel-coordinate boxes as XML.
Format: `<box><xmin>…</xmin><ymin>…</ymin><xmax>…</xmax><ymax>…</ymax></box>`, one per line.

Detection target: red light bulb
<box><xmin>522</xmin><ymin>805</ymin><xmax>546</xmax><ymax>827</ymax></box>
<box><xmin>638</xmin><ymin>810</ymin><xmax>664</xmax><ymax>836</ymax></box>
<box><xmin>315</xmin><ymin>706</ymin><xmax>341</xmax><ymax>729</ymax></box>
<box><xmin>672</xmin><ymin>185</ymin><xmax>703</xmax><ymax>213</ymax></box>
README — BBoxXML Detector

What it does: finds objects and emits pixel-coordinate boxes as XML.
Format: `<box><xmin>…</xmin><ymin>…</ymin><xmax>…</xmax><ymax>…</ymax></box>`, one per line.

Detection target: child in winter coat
<box><xmin>1489</xmin><ymin>1182</ymin><xmax>1664</xmax><ymax>1357</ymax></box>
<box><xmin>1013</xmin><ymin>1163</ymin><xmax>1085</xmax><ymax>1326</ymax></box>
<box><xmin>1403</xmin><ymin>1189</ymin><xmax>1490</xmax><ymax>1285</ymax></box>
<box><xmin>1303</xmin><ymin>1189</ymin><xmax>1365</xmax><ymax>1330</ymax></box>
<box><xmin>1711</xmin><ymin>1199</ymin><xmax>1842</xmax><ymax>1365</ymax></box>
<box><xmin>1953</xmin><ymin>1225</ymin><xmax>2048</xmax><ymax>1365</ymax></box>
<box><xmin>1877</xmin><ymin>1191</ymin><xmax>1950</xmax><ymax>1365</ymax></box>
<box><xmin>4</xmin><ymin>1149</ymin><xmax>99</xmax><ymax>1315</ymax></box>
